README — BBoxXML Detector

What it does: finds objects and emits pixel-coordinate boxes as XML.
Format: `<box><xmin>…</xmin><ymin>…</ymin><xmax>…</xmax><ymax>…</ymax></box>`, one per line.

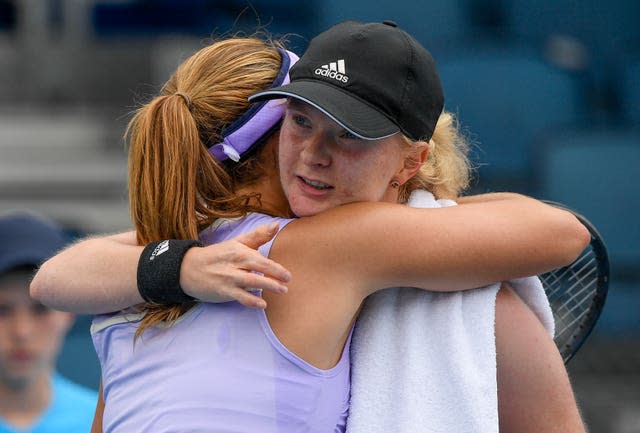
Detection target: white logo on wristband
<box><xmin>150</xmin><ymin>240</ymin><xmax>170</xmax><ymax>261</ymax></box>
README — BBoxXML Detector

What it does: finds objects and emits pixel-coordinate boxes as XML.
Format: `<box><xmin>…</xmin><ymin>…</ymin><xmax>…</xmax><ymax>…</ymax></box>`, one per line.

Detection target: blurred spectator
<box><xmin>0</xmin><ymin>212</ymin><xmax>96</xmax><ymax>433</ymax></box>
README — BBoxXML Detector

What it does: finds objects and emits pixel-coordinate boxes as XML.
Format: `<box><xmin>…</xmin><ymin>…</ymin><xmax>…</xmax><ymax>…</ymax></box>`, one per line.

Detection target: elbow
<box><xmin>556</xmin><ymin>210</ymin><xmax>592</xmax><ymax>266</ymax></box>
<box><xmin>29</xmin><ymin>267</ymin><xmax>44</xmax><ymax>302</ymax></box>
<box><xmin>29</xmin><ymin>260</ymin><xmax>57</xmax><ymax>306</ymax></box>
<box><xmin>574</xmin><ymin>218</ymin><xmax>592</xmax><ymax>257</ymax></box>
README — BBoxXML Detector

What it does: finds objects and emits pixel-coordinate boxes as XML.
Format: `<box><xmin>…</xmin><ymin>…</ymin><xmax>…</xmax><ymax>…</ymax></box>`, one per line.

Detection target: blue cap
<box><xmin>0</xmin><ymin>212</ymin><xmax>69</xmax><ymax>274</ymax></box>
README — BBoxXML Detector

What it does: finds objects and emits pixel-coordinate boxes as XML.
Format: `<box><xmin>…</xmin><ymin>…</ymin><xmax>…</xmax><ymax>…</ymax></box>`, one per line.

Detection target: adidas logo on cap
<box><xmin>314</xmin><ymin>59</ymin><xmax>349</xmax><ymax>83</ymax></box>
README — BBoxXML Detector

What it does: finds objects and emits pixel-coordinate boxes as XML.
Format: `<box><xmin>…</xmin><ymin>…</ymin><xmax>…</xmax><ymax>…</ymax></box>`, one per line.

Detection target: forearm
<box><xmin>294</xmin><ymin>196</ymin><xmax>590</xmax><ymax>295</ymax></box>
<box><xmin>444</xmin><ymin>196</ymin><xmax>589</xmax><ymax>286</ymax></box>
<box><xmin>463</xmin><ymin>193</ymin><xmax>590</xmax><ymax>269</ymax></box>
<box><xmin>436</xmin><ymin>196</ymin><xmax>589</xmax><ymax>286</ymax></box>
<box><xmin>30</xmin><ymin>231</ymin><xmax>144</xmax><ymax>314</ymax></box>
<box><xmin>31</xmin><ymin>224</ymin><xmax>292</xmax><ymax>312</ymax></box>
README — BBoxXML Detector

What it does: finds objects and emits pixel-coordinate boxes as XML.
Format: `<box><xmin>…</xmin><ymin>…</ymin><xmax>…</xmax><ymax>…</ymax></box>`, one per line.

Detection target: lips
<box><xmin>9</xmin><ymin>349</ymin><xmax>34</xmax><ymax>363</ymax></box>
<box><xmin>297</xmin><ymin>176</ymin><xmax>333</xmax><ymax>191</ymax></box>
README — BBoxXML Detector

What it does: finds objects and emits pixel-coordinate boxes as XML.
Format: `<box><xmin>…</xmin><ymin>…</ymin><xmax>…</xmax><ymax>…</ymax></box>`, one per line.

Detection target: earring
<box><xmin>390</xmin><ymin>180</ymin><xmax>400</xmax><ymax>189</ymax></box>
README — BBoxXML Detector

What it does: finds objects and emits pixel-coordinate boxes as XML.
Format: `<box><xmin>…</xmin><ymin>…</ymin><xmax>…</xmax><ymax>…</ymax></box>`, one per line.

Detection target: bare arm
<box><xmin>31</xmin><ymin>193</ymin><xmax>587</xmax><ymax>315</ymax></box>
<box><xmin>261</xmin><ymin>193</ymin><xmax>588</xmax><ymax>368</ymax></box>
<box><xmin>31</xmin><ymin>231</ymin><xmax>143</xmax><ymax>314</ymax></box>
<box><xmin>274</xmin><ymin>193</ymin><xmax>589</xmax><ymax>297</ymax></box>
<box><xmin>30</xmin><ymin>224</ymin><xmax>291</xmax><ymax>313</ymax></box>
<box><xmin>495</xmin><ymin>284</ymin><xmax>586</xmax><ymax>433</ymax></box>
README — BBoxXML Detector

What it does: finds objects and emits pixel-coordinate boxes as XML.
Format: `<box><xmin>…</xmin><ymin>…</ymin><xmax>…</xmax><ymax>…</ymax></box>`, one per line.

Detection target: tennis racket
<box><xmin>539</xmin><ymin>201</ymin><xmax>609</xmax><ymax>364</ymax></box>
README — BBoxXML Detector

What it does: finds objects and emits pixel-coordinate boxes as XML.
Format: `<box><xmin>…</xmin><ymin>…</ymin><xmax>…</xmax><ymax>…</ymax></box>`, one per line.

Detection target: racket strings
<box><xmin>537</xmin><ymin>203</ymin><xmax>610</xmax><ymax>363</ymax></box>
<box><xmin>541</xmin><ymin>246</ymin><xmax>600</xmax><ymax>348</ymax></box>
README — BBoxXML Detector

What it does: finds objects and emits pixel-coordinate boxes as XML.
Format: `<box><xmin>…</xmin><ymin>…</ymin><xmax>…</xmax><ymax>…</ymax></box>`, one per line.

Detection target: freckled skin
<box><xmin>278</xmin><ymin>100</ymin><xmax>409</xmax><ymax>217</ymax></box>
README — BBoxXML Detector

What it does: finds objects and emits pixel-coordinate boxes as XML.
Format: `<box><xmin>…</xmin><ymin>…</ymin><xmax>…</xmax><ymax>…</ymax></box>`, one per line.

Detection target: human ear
<box><xmin>395</xmin><ymin>141</ymin><xmax>429</xmax><ymax>185</ymax></box>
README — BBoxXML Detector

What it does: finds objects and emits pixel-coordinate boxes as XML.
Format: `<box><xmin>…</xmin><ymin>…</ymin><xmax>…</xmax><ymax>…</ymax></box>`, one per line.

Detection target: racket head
<box><xmin>540</xmin><ymin>201</ymin><xmax>610</xmax><ymax>364</ymax></box>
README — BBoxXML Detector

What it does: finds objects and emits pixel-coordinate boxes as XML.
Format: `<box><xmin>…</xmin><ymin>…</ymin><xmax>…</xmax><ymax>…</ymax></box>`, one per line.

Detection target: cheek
<box><xmin>278</xmin><ymin>130</ymin><xmax>297</xmax><ymax>176</ymax></box>
<box><xmin>340</xmin><ymin>155</ymin><xmax>398</xmax><ymax>200</ymax></box>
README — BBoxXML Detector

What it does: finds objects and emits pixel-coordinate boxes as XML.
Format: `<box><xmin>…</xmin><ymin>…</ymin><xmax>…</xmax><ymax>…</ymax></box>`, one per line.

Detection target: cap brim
<box><xmin>0</xmin><ymin>251</ymin><xmax>48</xmax><ymax>274</ymax></box>
<box><xmin>250</xmin><ymin>80</ymin><xmax>399</xmax><ymax>140</ymax></box>
<box><xmin>0</xmin><ymin>213</ymin><xmax>67</xmax><ymax>274</ymax></box>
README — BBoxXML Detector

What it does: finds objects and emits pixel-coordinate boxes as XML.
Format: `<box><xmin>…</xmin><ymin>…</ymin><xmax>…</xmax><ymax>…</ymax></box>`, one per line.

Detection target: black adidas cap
<box><xmin>250</xmin><ymin>20</ymin><xmax>444</xmax><ymax>141</ymax></box>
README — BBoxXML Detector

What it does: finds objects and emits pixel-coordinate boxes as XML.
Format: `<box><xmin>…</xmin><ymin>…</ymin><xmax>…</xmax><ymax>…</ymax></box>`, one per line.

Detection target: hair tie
<box><xmin>175</xmin><ymin>92</ymin><xmax>192</xmax><ymax>110</ymax></box>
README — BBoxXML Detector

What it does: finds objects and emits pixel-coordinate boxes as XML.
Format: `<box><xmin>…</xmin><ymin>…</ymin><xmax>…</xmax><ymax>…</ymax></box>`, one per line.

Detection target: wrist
<box><xmin>137</xmin><ymin>239</ymin><xmax>203</xmax><ymax>304</ymax></box>
<box><xmin>178</xmin><ymin>247</ymin><xmax>200</xmax><ymax>299</ymax></box>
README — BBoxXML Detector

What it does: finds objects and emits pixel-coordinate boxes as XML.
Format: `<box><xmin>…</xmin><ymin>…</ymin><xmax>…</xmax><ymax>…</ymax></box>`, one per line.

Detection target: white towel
<box><xmin>346</xmin><ymin>190</ymin><xmax>554</xmax><ymax>433</ymax></box>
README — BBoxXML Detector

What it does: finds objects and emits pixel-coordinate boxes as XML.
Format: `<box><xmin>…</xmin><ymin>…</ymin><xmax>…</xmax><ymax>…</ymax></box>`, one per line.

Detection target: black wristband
<box><xmin>137</xmin><ymin>239</ymin><xmax>203</xmax><ymax>304</ymax></box>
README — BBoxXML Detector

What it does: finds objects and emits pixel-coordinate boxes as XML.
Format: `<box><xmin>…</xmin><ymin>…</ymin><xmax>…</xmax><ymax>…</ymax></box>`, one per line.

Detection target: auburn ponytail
<box><xmin>125</xmin><ymin>37</ymin><xmax>285</xmax><ymax>336</ymax></box>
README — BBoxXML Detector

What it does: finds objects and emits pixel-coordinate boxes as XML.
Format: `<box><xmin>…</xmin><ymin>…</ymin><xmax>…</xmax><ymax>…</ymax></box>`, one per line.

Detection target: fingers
<box><xmin>244</xmin><ymin>254</ymin><xmax>291</xmax><ymax>286</ymax></box>
<box><xmin>237</xmin><ymin>270</ymin><xmax>288</xmax><ymax>296</ymax></box>
<box><xmin>234</xmin><ymin>222</ymin><xmax>279</xmax><ymax>249</ymax></box>
<box><xmin>199</xmin><ymin>284</ymin><xmax>268</xmax><ymax>309</ymax></box>
<box><xmin>179</xmin><ymin>225</ymin><xmax>291</xmax><ymax>308</ymax></box>
<box><xmin>237</xmin><ymin>292</ymin><xmax>267</xmax><ymax>309</ymax></box>
<box><xmin>218</xmin><ymin>287</ymin><xmax>267</xmax><ymax>309</ymax></box>
<box><xmin>198</xmin><ymin>271</ymin><xmax>289</xmax><ymax>309</ymax></box>
<box><xmin>232</xmin><ymin>224</ymin><xmax>291</xmax><ymax>283</ymax></box>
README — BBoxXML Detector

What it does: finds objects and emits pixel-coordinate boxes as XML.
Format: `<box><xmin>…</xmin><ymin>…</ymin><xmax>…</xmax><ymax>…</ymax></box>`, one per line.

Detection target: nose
<box><xmin>300</xmin><ymin>132</ymin><xmax>331</xmax><ymax>168</ymax></box>
<box><xmin>10</xmin><ymin>309</ymin><xmax>36</xmax><ymax>341</ymax></box>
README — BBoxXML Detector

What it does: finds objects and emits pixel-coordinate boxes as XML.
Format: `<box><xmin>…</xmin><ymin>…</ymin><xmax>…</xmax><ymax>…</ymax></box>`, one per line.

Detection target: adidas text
<box><xmin>315</xmin><ymin>60</ymin><xmax>348</xmax><ymax>83</ymax></box>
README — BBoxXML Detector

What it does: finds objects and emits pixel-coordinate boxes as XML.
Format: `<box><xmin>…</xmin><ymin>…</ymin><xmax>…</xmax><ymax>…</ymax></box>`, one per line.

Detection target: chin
<box><xmin>3</xmin><ymin>371</ymin><xmax>36</xmax><ymax>390</ymax></box>
<box><xmin>291</xmin><ymin>202</ymin><xmax>327</xmax><ymax>218</ymax></box>
<box><xmin>291</xmin><ymin>208</ymin><xmax>315</xmax><ymax>218</ymax></box>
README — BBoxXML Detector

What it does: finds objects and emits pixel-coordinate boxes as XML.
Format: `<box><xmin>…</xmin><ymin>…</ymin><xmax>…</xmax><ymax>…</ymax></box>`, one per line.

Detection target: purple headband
<box><xmin>209</xmin><ymin>48</ymin><xmax>299</xmax><ymax>162</ymax></box>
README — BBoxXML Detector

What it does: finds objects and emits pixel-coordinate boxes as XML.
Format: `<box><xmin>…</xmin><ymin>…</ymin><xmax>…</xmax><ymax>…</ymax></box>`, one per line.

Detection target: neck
<box><xmin>239</xmin><ymin>172</ymin><xmax>292</xmax><ymax>218</ymax></box>
<box><xmin>381</xmin><ymin>186</ymin><xmax>401</xmax><ymax>203</ymax></box>
<box><xmin>241</xmin><ymin>135</ymin><xmax>293</xmax><ymax>218</ymax></box>
<box><xmin>0</xmin><ymin>373</ymin><xmax>51</xmax><ymax>428</ymax></box>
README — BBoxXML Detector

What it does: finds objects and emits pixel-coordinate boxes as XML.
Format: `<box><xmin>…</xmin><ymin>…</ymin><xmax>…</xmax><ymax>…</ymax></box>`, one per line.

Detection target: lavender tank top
<box><xmin>92</xmin><ymin>213</ymin><xmax>351</xmax><ymax>433</ymax></box>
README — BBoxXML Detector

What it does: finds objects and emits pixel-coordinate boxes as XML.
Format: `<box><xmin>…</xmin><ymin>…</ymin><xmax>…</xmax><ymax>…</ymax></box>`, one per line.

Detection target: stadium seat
<box><xmin>535</xmin><ymin>128</ymin><xmax>640</xmax><ymax>278</ymax></box>
<box><xmin>0</xmin><ymin>0</ymin><xmax>15</xmax><ymax>31</ymax></box>
<box><xmin>504</xmin><ymin>0</ymin><xmax>640</xmax><ymax>56</ymax></box>
<box><xmin>621</xmin><ymin>56</ymin><xmax>640</xmax><ymax>126</ymax></box>
<box><xmin>504</xmin><ymin>0</ymin><xmax>640</xmax><ymax>126</ymax></box>
<box><xmin>92</xmin><ymin>0</ymin><xmax>222</xmax><ymax>37</ymax></box>
<box><xmin>593</xmin><ymin>280</ymin><xmax>640</xmax><ymax>334</ymax></box>
<box><xmin>316</xmin><ymin>0</ymin><xmax>471</xmax><ymax>49</ymax></box>
<box><xmin>437</xmin><ymin>44</ymin><xmax>589</xmax><ymax>192</ymax></box>
<box><xmin>91</xmin><ymin>0</ymin><xmax>320</xmax><ymax>52</ymax></box>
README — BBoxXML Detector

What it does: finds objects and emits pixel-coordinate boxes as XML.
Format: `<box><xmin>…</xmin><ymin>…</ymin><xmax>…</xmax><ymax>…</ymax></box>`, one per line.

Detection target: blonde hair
<box><xmin>127</xmin><ymin>37</ymin><xmax>285</xmax><ymax>336</ymax></box>
<box><xmin>399</xmin><ymin>110</ymin><xmax>471</xmax><ymax>202</ymax></box>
